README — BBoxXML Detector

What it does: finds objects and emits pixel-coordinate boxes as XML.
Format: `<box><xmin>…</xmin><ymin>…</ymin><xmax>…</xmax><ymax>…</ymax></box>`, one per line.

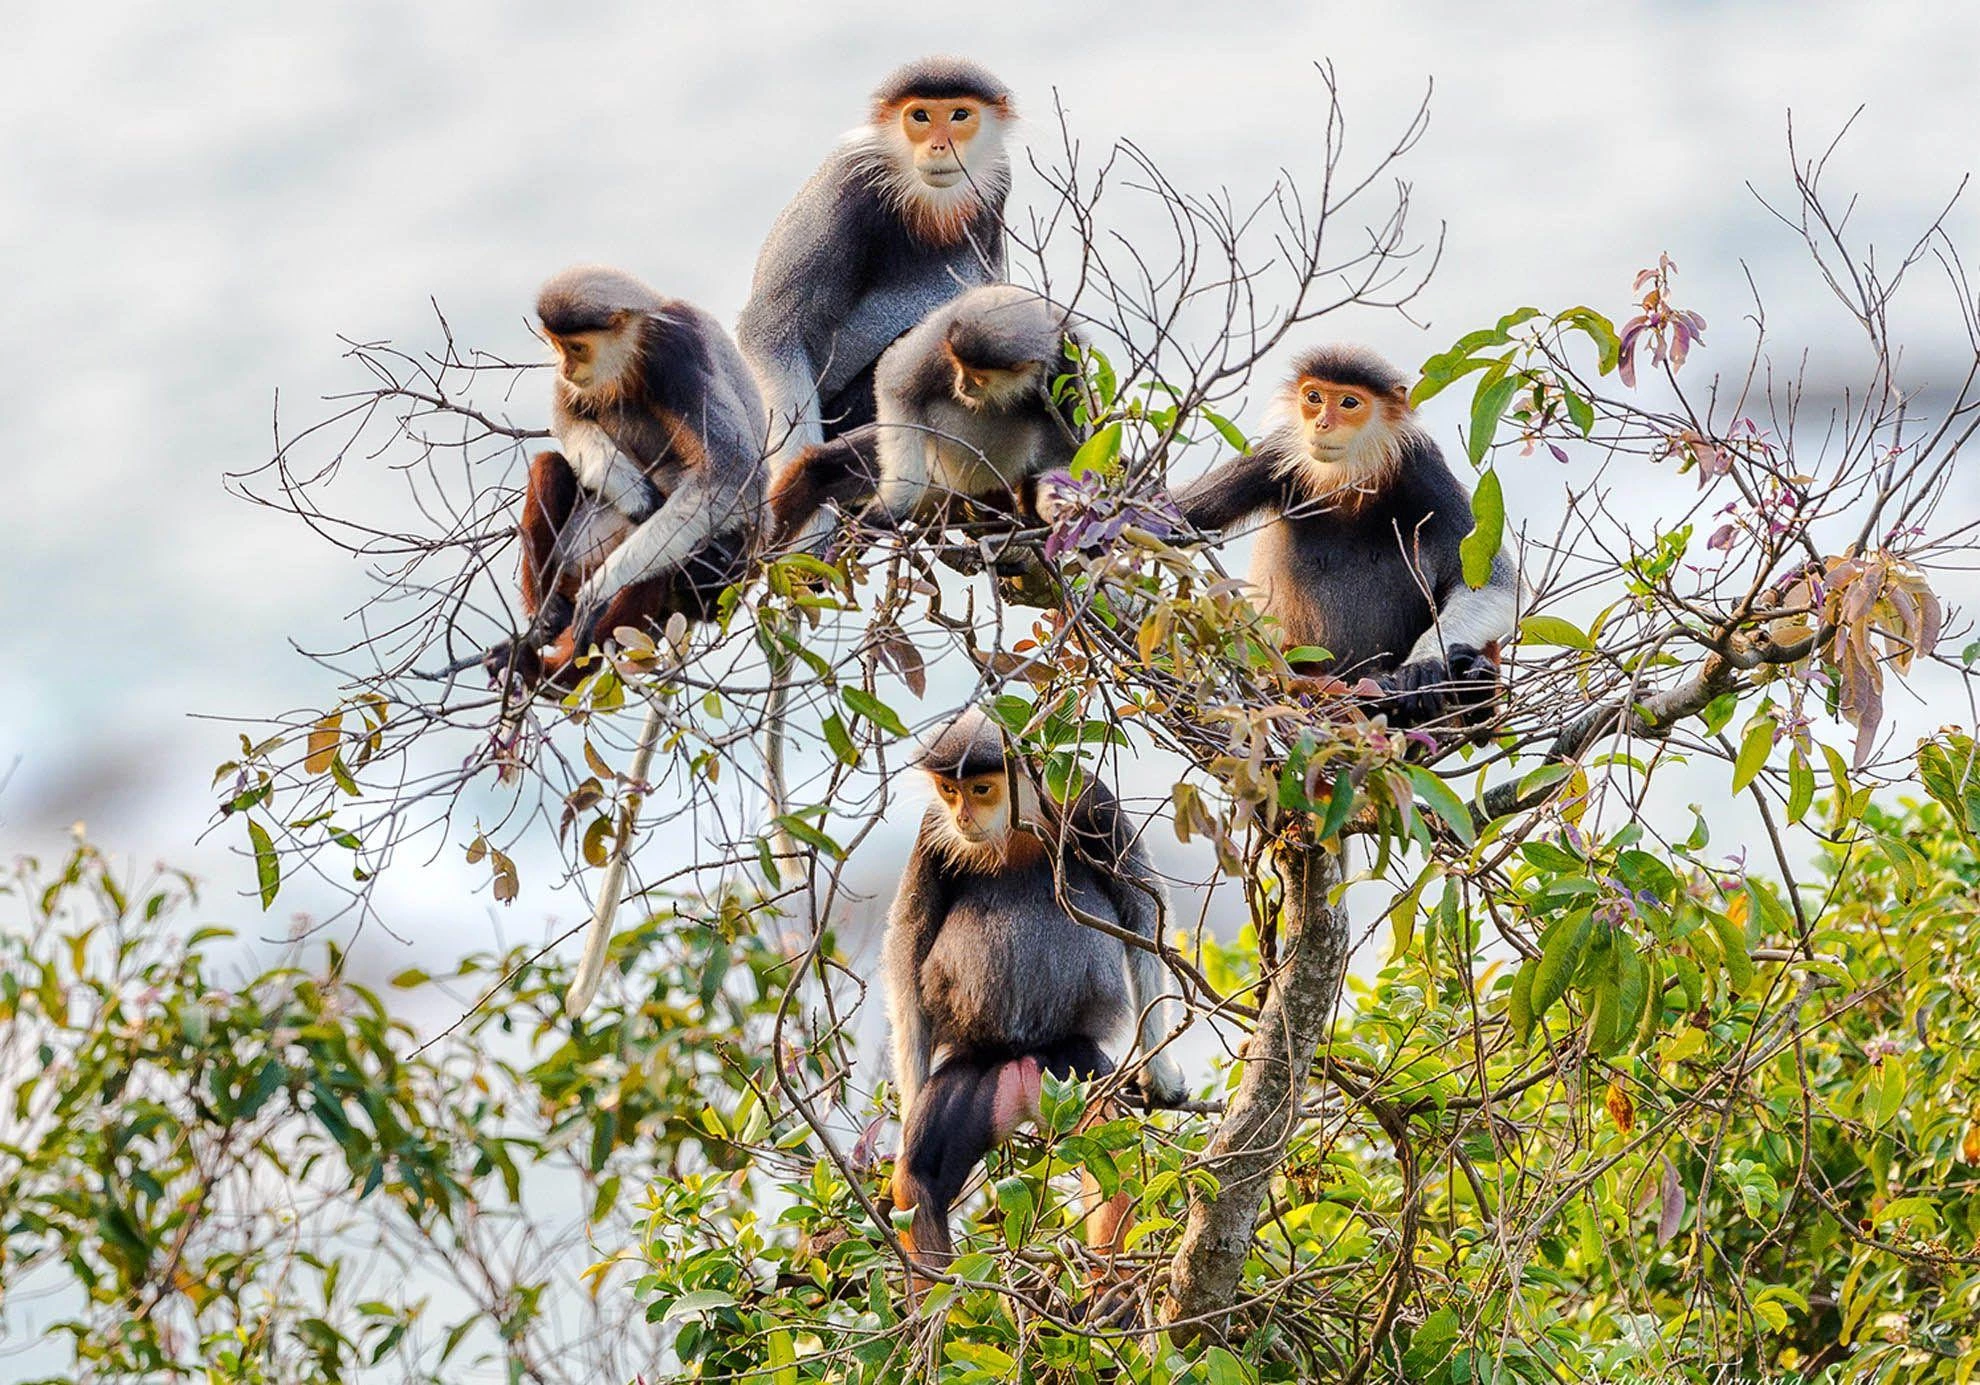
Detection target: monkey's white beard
<box><xmin>1267</xmin><ymin>414</ymin><xmax>1416</xmax><ymax>506</ymax></box>
<box><xmin>929</xmin><ymin>821</ymin><xmax>1006</xmax><ymax>873</ymax></box>
<box><xmin>845</xmin><ymin>121</ymin><xmax>1012</xmax><ymax>245</ymax></box>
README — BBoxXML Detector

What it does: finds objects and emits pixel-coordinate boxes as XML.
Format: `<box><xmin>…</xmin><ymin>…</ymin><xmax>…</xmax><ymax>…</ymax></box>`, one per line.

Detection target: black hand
<box><xmin>1445</xmin><ymin>643</ymin><xmax>1501</xmax><ymax>724</ymax></box>
<box><xmin>534</xmin><ymin>592</ymin><xmax>575</xmax><ymax>641</ymax></box>
<box><xmin>1377</xmin><ymin>658</ymin><xmax>1449</xmax><ymax>727</ymax></box>
<box><xmin>625</xmin><ymin>478</ymin><xmax>664</xmax><ymax>524</ymax></box>
<box><xmin>568</xmin><ymin>595</ymin><xmax>604</xmax><ymax>664</ymax></box>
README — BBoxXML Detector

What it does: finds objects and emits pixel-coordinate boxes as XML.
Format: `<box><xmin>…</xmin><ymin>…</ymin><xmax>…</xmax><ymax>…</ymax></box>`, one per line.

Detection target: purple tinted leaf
<box><xmin>1658</xmin><ymin>1159</ymin><xmax>1686</xmax><ymax>1246</ymax></box>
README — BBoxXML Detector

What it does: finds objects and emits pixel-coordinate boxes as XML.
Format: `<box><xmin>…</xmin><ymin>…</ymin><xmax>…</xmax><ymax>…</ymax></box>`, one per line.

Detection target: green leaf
<box><xmin>247</xmin><ymin>818</ymin><xmax>280</xmax><ymax>910</ymax></box>
<box><xmin>1532</xmin><ymin>910</ymin><xmax>1594</xmax><ymax>1019</ymax></box>
<box><xmin>663</xmin><ymin>1289</ymin><xmax>737</xmax><ymax>1320</ymax></box>
<box><xmin>1201</xmin><ymin>408</ymin><xmax>1250</xmax><ymax>455</ymax></box>
<box><xmin>841</xmin><ymin>688</ymin><xmax>909</xmax><ymax>737</ymax></box>
<box><xmin>1043</xmin><ymin>751</ymin><xmax>1086</xmax><ymax>805</ymax></box>
<box><xmin>1459</xmin><ymin>469</ymin><xmax>1505</xmax><ymax>589</ymax></box>
<box><xmin>1559</xmin><ymin>306</ymin><xmax>1622</xmax><ymax>374</ymax></box>
<box><xmin>1495</xmin><ymin>305</ymin><xmax>1544</xmax><ymax>335</ymax></box>
<box><xmin>821</xmin><ymin>712</ymin><xmax>858</xmax><ymax>767</ymax></box>
<box><xmin>1700</xmin><ymin>691</ymin><xmax>1740</xmax><ymax>737</ymax></box>
<box><xmin>1518</xmin><ymin>614</ymin><xmax>1592</xmax><ymax>650</ymax></box>
<box><xmin>1515</xmin><ymin>764</ymin><xmax>1574</xmax><ymax>799</ymax></box>
<box><xmin>1786</xmin><ymin>750</ymin><xmax>1815</xmax><ymax>824</ymax></box>
<box><xmin>1204</xmin><ymin>1346</ymin><xmax>1256</xmax><ymax>1385</ymax></box>
<box><xmin>1917</xmin><ymin>732</ymin><xmax>1980</xmax><ymax>849</ymax></box>
<box><xmin>1403</xmin><ymin>1306</ymin><xmax>1461</xmax><ymax>1375</ymax></box>
<box><xmin>1068</xmin><ymin>420</ymin><xmax>1124</xmax><ymax>479</ymax></box>
<box><xmin>1315</xmin><ymin>767</ymin><xmax>1355</xmax><ymax>841</ymax></box>
<box><xmin>988</xmin><ymin>694</ymin><xmax>1033</xmax><ymax>733</ymax></box>
<box><xmin>1412</xmin><ymin>340</ymin><xmax>1498</xmax><ymax>408</ymax></box>
<box><xmin>1562</xmin><ymin>388</ymin><xmax>1595</xmax><ymax>436</ymax></box>
<box><xmin>1387</xmin><ymin>866</ymin><xmax>1437</xmax><ymax>959</ymax></box>
<box><xmin>774</xmin><ymin>814</ymin><xmax>845</xmax><ymax>858</ymax></box>
<box><xmin>1406</xmin><ymin>766</ymin><xmax>1475</xmax><ymax>846</ymax></box>
<box><xmin>1715</xmin><ymin>903</ymin><xmax>1755</xmax><ymax>994</ymax></box>
<box><xmin>1521</xmin><ymin>841</ymin><xmax>1585</xmax><ymax>873</ymax></box>
<box><xmin>1508</xmin><ymin>959</ymin><xmax>1537</xmax><ymax>1043</ymax></box>
<box><xmin>1874</xmin><ymin>1060</ymin><xmax>1906</xmax><ymax>1129</ymax></box>
<box><xmin>1467</xmin><ymin>375</ymin><xmax>1520</xmax><ymax>466</ymax></box>
<box><xmin>1731</xmin><ymin>714</ymin><xmax>1776</xmax><ymax>794</ymax></box>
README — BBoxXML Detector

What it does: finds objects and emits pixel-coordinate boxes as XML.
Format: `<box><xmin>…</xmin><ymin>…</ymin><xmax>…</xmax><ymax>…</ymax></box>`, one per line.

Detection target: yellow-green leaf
<box><xmin>1518</xmin><ymin>615</ymin><xmax>1594</xmax><ymax>650</ymax></box>
<box><xmin>247</xmin><ymin>818</ymin><xmax>280</xmax><ymax>910</ymax></box>
<box><xmin>1532</xmin><ymin>910</ymin><xmax>1593</xmax><ymax>1019</ymax></box>
<box><xmin>1459</xmin><ymin>468</ymin><xmax>1504</xmax><ymax>589</ymax></box>
<box><xmin>1731</xmin><ymin>714</ymin><xmax>1776</xmax><ymax>794</ymax></box>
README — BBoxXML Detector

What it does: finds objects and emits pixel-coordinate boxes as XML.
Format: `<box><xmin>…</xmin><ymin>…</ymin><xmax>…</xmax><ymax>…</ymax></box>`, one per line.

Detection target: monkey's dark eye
<box><xmin>1341</xmin><ymin>396</ymin><xmax>1360</xmax><ymax>409</ymax></box>
<box><xmin>911</xmin><ymin>109</ymin><xmax>931</xmax><ymax>123</ymax></box>
<box><xmin>952</xmin><ymin>108</ymin><xmax>970</xmax><ymax>120</ymax></box>
<box><xmin>1305</xmin><ymin>391</ymin><xmax>1322</xmax><ymax>405</ymax></box>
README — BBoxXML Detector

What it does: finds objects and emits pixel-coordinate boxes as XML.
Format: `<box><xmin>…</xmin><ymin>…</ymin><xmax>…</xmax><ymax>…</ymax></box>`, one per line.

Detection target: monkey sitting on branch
<box><xmin>440</xmin><ymin>266</ymin><xmax>770</xmax><ymax>692</ymax></box>
<box><xmin>1174</xmin><ymin>343</ymin><xmax>1520</xmax><ymax>728</ymax></box>
<box><xmin>738</xmin><ymin>57</ymin><xmax>1015</xmax><ymax>471</ymax></box>
<box><xmin>767</xmin><ymin>284</ymin><xmax>1084</xmax><ymax>560</ymax></box>
<box><xmin>882</xmin><ymin>708</ymin><xmax>1187</xmax><ymax>1279</ymax></box>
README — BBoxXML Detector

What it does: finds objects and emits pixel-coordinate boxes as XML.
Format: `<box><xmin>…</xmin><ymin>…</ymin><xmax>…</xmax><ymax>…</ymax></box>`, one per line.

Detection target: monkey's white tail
<box><xmin>564</xmin><ymin>701</ymin><xmax>666</xmax><ymax>1019</ymax></box>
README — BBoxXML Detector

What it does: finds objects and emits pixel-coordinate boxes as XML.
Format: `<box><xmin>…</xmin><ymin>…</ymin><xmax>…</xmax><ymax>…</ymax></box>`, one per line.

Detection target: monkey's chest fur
<box><xmin>919</xmin><ymin>857</ymin><xmax>1133</xmax><ymax>1054</ymax></box>
<box><xmin>1250</xmin><ymin>467</ymin><xmax>1468</xmax><ymax>678</ymax></box>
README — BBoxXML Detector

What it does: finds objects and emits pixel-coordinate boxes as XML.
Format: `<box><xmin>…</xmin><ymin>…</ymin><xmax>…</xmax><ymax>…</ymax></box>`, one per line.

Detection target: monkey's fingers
<box><xmin>412</xmin><ymin>647</ymin><xmax>503</xmax><ymax>681</ymax></box>
<box><xmin>414</xmin><ymin>638</ymin><xmax>532</xmax><ymax>683</ymax></box>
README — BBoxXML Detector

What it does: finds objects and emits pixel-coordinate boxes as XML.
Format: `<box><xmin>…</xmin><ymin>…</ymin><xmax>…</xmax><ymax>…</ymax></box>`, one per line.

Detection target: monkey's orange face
<box><xmin>548</xmin><ymin>319</ymin><xmax>639</xmax><ymax>395</ymax></box>
<box><xmin>1294</xmin><ymin>377</ymin><xmax>1383</xmax><ymax>461</ymax></box>
<box><xmin>898</xmin><ymin>97</ymin><xmax>989</xmax><ymax>187</ymax></box>
<box><xmin>932</xmin><ymin>772</ymin><xmax>1009</xmax><ymax>843</ymax></box>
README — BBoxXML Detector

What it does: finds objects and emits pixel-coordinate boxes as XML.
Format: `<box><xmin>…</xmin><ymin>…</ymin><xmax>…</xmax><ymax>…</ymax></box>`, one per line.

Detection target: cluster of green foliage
<box><xmin>7</xmin><ymin>766</ymin><xmax>1977</xmax><ymax>1380</ymax></box>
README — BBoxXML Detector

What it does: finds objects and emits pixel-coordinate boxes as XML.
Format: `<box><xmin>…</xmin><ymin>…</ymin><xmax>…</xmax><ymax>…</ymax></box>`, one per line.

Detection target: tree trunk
<box><xmin>1163</xmin><ymin>842</ymin><xmax>1348</xmax><ymax>1340</ymax></box>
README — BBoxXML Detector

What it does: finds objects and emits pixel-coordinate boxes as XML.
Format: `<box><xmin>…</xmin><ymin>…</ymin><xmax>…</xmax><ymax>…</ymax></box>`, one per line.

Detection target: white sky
<box><xmin>1</xmin><ymin>0</ymin><xmax>1977</xmax><ymax>962</ymax></box>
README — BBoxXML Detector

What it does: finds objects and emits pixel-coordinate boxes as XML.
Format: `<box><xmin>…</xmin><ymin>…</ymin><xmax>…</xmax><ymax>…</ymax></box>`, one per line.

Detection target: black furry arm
<box><xmin>1172</xmin><ymin>451</ymin><xmax>1284</xmax><ymax>533</ymax></box>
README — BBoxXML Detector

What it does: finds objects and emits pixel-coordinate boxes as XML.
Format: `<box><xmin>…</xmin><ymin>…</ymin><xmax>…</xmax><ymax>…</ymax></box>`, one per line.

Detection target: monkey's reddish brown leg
<box><xmin>519</xmin><ymin>450</ymin><xmax>580</xmax><ymax>616</ymax></box>
<box><xmin>1074</xmin><ymin>1098</ymin><xmax>1133</xmax><ymax>1262</ymax></box>
<box><xmin>539</xmin><ymin>576</ymin><xmax>680</xmax><ymax>691</ymax></box>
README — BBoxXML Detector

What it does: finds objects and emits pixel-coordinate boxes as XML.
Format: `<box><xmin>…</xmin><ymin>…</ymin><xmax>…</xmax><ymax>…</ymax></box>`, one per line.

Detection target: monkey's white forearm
<box><xmin>872</xmin><ymin>431</ymin><xmax>937</xmax><ymax>523</ymax></box>
<box><xmin>1119</xmin><ymin>866</ymin><xmax>1187</xmax><ymax>1104</ymax></box>
<box><xmin>890</xmin><ymin>1004</ymin><xmax>931</xmax><ymax>1117</ymax></box>
<box><xmin>754</xmin><ymin>350</ymin><xmax>825</xmax><ymax>469</ymax></box>
<box><xmin>1129</xmin><ymin>944</ymin><xmax>1180</xmax><ymax>1055</ymax></box>
<box><xmin>884</xmin><ymin>927</ymin><xmax>932</xmax><ymax>1114</ymax></box>
<box><xmin>1404</xmin><ymin>553</ymin><xmax>1520</xmax><ymax>667</ymax></box>
<box><xmin>582</xmin><ymin>480</ymin><xmax>742</xmax><ymax>604</ymax></box>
